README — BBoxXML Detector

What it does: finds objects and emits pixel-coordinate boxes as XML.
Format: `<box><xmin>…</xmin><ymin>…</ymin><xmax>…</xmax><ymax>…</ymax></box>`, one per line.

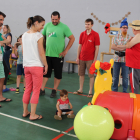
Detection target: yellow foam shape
<box><xmin>129</xmin><ymin>93</ymin><xmax>136</xmax><ymax>98</ymax></box>
<box><xmin>91</xmin><ymin>59</ymin><xmax>114</xmax><ymax>105</ymax></box>
<box><xmin>100</xmin><ymin>90</ymin><xmax>106</xmax><ymax>94</ymax></box>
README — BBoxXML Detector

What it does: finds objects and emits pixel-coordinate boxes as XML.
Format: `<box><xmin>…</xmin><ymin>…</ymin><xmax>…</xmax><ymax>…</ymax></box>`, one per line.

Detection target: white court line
<box><xmin>0</xmin><ymin>112</ymin><xmax>77</xmax><ymax>138</ymax></box>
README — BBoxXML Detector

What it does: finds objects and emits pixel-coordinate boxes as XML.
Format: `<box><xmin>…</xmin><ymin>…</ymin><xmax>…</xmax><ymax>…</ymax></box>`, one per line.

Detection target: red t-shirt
<box><xmin>126</xmin><ymin>43</ymin><xmax>140</xmax><ymax>69</ymax></box>
<box><xmin>79</xmin><ymin>30</ymin><xmax>100</xmax><ymax>61</ymax></box>
<box><xmin>57</xmin><ymin>98</ymin><xmax>69</xmax><ymax>110</ymax></box>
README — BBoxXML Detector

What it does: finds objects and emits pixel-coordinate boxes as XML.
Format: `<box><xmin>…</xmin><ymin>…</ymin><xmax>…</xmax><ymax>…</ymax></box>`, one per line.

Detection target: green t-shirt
<box><xmin>42</xmin><ymin>22</ymin><xmax>72</xmax><ymax>57</ymax></box>
<box><xmin>0</xmin><ymin>33</ymin><xmax>3</xmax><ymax>61</ymax></box>
<box><xmin>0</xmin><ymin>33</ymin><xmax>4</xmax><ymax>55</ymax></box>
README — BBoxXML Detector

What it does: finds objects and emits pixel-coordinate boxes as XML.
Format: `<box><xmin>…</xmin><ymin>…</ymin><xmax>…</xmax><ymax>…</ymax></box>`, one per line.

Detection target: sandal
<box><xmin>87</xmin><ymin>94</ymin><xmax>93</xmax><ymax>98</ymax></box>
<box><xmin>9</xmin><ymin>87</ymin><xmax>16</xmax><ymax>91</ymax></box>
<box><xmin>30</xmin><ymin>115</ymin><xmax>43</xmax><ymax>121</ymax></box>
<box><xmin>67</xmin><ymin>114</ymin><xmax>75</xmax><ymax>118</ymax></box>
<box><xmin>73</xmin><ymin>91</ymin><xmax>83</xmax><ymax>94</ymax></box>
<box><xmin>54</xmin><ymin>115</ymin><xmax>62</xmax><ymax>120</ymax></box>
<box><xmin>0</xmin><ymin>98</ymin><xmax>12</xmax><ymax>102</ymax></box>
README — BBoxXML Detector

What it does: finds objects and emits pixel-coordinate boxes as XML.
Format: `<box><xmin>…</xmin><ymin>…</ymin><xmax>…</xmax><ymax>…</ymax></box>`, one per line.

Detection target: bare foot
<box><xmin>73</xmin><ymin>90</ymin><xmax>83</xmax><ymax>94</ymax></box>
<box><xmin>29</xmin><ymin>114</ymin><xmax>43</xmax><ymax>120</ymax></box>
<box><xmin>87</xmin><ymin>94</ymin><xmax>93</xmax><ymax>98</ymax></box>
<box><xmin>0</xmin><ymin>98</ymin><xmax>12</xmax><ymax>102</ymax></box>
<box><xmin>22</xmin><ymin>111</ymin><xmax>30</xmax><ymax>117</ymax></box>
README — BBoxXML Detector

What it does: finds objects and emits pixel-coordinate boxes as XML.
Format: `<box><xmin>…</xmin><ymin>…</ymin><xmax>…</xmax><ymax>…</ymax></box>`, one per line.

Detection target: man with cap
<box><xmin>125</xmin><ymin>20</ymin><xmax>140</xmax><ymax>94</ymax></box>
<box><xmin>111</xmin><ymin>18</ymin><xmax>131</xmax><ymax>93</ymax></box>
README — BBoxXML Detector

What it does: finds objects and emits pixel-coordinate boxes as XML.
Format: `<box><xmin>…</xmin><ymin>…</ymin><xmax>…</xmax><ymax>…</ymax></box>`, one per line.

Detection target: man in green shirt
<box><xmin>40</xmin><ymin>11</ymin><xmax>75</xmax><ymax>98</ymax></box>
<box><xmin>0</xmin><ymin>11</ymin><xmax>12</xmax><ymax>106</ymax></box>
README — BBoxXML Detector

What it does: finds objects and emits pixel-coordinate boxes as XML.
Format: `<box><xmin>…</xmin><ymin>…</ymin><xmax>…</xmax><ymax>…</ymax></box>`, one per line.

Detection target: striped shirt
<box><xmin>112</xmin><ymin>33</ymin><xmax>131</xmax><ymax>62</ymax></box>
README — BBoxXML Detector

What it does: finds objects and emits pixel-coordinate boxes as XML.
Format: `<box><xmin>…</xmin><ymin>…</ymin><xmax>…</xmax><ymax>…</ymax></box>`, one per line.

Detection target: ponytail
<box><xmin>27</xmin><ymin>17</ymin><xmax>34</xmax><ymax>29</ymax></box>
<box><xmin>26</xmin><ymin>15</ymin><xmax>45</xmax><ymax>29</ymax></box>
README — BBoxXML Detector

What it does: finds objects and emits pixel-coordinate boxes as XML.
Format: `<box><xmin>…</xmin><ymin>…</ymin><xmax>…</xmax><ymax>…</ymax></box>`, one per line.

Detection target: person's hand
<box><xmin>43</xmin><ymin>65</ymin><xmax>48</xmax><ymax>75</ymax></box>
<box><xmin>70</xmin><ymin>105</ymin><xmax>73</xmax><ymax>109</ymax></box>
<box><xmin>0</xmin><ymin>42</ymin><xmax>4</xmax><ymax>46</ymax></box>
<box><xmin>93</xmin><ymin>60</ymin><xmax>96</xmax><ymax>63</ymax></box>
<box><xmin>59</xmin><ymin>50</ymin><xmax>68</xmax><ymax>57</ymax></box>
<box><xmin>15</xmin><ymin>42</ymin><xmax>21</xmax><ymax>45</ymax></box>
<box><xmin>0</xmin><ymin>42</ymin><xmax>2</xmax><ymax>46</ymax></box>
<box><xmin>14</xmin><ymin>45</ymin><xmax>17</xmax><ymax>50</ymax></box>
<box><xmin>76</xmin><ymin>58</ymin><xmax>79</xmax><ymax>65</ymax></box>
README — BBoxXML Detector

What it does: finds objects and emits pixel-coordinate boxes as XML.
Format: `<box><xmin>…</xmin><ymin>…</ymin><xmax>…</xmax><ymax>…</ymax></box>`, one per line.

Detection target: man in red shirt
<box><xmin>73</xmin><ymin>19</ymin><xmax>100</xmax><ymax>97</ymax></box>
<box><xmin>125</xmin><ymin>20</ymin><xmax>140</xmax><ymax>94</ymax></box>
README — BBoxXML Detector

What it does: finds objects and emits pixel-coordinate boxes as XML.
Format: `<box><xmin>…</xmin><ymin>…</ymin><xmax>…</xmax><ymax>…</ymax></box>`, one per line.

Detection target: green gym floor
<box><xmin>0</xmin><ymin>66</ymin><xmax>126</xmax><ymax>140</ymax></box>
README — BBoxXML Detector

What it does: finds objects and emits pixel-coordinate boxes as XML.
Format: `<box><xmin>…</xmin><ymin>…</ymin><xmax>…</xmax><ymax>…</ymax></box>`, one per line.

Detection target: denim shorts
<box><xmin>16</xmin><ymin>64</ymin><xmax>24</xmax><ymax>75</ymax></box>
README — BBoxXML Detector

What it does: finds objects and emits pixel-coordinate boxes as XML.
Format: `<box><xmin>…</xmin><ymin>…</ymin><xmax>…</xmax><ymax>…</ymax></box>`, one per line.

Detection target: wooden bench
<box><xmin>66</xmin><ymin>60</ymin><xmax>77</xmax><ymax>74</ymax></box>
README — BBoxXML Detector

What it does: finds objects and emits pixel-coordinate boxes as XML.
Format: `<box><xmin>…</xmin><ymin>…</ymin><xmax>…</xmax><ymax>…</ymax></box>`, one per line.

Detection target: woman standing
<box><xmin>22</xmin><ymin>16</ymin><xmax>48</xmax><ymax>120</ymax></box>
<box><xmin>3</xmin><ymin>25</ymin><xmax>12</xmax><ymax>70</ymax></box>
<box><xmin>0</xmin><ymin>24</ymin><xmax>12</xmax><ymax>106</ymax></box>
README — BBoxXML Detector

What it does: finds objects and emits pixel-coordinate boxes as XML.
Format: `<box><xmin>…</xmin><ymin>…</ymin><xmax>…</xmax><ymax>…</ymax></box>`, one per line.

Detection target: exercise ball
<box><xmin>74</xmin><ymin>105</ymin><xmax>114</xmax><ymax>140</ymax></box>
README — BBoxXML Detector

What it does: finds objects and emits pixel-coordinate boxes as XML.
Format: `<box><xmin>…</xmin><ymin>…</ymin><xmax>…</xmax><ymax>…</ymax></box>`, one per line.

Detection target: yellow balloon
<box><xmin>95</xmin><ymin>60</ymin><xmax>100</xmax><ymax>70</ymax></box>
<box><xmin>74</xmin><ymin>105</ymin><xmax>114</xmax><ymax>140</ymax></box>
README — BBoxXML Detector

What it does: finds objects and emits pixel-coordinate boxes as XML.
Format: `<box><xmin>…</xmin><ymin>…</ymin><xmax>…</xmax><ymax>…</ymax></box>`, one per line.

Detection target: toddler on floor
<box><xmin>54</xmin><ymin>89</ymin><xmax>75</xmax><ymax>120</ymax></box>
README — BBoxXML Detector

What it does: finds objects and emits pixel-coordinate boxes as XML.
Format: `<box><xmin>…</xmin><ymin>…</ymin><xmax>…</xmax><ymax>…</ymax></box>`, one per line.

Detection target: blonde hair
<box><xmin>4</xmin><ymin>25</ymin><xmax>11</xmax><ymax>34</ymax></box>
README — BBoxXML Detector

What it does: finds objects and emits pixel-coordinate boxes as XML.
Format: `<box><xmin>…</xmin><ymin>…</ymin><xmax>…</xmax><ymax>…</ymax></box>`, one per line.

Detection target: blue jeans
<box><xmin>112</xmin><ymin>62</ymin><xmax>129</xmax><ymax>93</ymax></box>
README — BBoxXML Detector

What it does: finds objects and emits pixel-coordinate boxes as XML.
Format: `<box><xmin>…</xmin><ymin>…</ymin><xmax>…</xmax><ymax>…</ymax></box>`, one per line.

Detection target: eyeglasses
<box><xmin>121</xmin><ymin>27</ymin><xmax>128</xmax><ymax>29</ymax></box>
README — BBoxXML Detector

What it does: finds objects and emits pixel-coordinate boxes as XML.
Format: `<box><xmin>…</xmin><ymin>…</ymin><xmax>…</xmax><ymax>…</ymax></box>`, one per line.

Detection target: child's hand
<box><xmin>70</xmin><ymin>105</ymin><xmax>73</xmax><ymax>109</ymax></box>
<box><xmin>69</xmin><ymin>102</ymin><xmax>73</xmax><ymax>109</ymax></box>
<box><xmin>14</xmin><ymin>45</ymin><xmax>17</xmax><ymax>50</ymax></box>
<box><xmin>16</xmin><ymin>42</ymin><xmax>21</xmax><ymax>45</ymax></box>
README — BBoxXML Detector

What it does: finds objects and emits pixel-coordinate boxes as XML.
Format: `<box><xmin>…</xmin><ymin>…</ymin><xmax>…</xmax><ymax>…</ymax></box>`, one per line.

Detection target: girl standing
<box><xmin>22</xmin><ymin>16</ymin><xmax>48</xmax><ymax>120</ymax></box>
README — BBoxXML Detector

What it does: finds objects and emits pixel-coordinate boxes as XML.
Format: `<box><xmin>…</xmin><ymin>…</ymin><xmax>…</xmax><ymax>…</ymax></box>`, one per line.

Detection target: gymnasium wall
<box><xmin>1</xmin><ymin>0</ymin><xmax>140</xmax><ymax>73</ymax></box>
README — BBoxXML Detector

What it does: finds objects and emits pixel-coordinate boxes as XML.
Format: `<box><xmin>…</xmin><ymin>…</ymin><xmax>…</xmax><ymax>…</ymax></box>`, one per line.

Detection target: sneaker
<box><xmin>3</xmin><ymin>88</ymin><xmax>10</xmax><ymax>92</ymax></box>
<box><xmin>23</xmin><ymin>87</ymin><xmax>25</xmax><ymax>92</ymax></box>
<box><xmin>40</xmin><ymin>89</ymin><xmax>45</xmax><ymax>96</ymax></box>
<box><xmin>50</xmin><ymin>89</ymin><xmax>56</xmax><ymax>98</ymax></box>
<box><xmin>54</xmin><ymin>115</ymin><xmax>62</xmax><ymax>120</ymax></box>
<box><xmin>15</xmin><ymin>88</ymin><xmax>19</xmax><ymax>94</ymax></box>
<box><xmin>67</xmin><ymin>114</ymin><xmax>75</xmax><ymax>118</ymax></box>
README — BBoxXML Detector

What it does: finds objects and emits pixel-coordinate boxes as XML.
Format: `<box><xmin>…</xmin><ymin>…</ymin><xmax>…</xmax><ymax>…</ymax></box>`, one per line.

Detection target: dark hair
<box><xmin>27</xmin><ymin>15</ymin><xmax>45</xmax><ymax>29</ymax></box>
<box><xmin>17</xmin><ymin>34</ymin><xmax>23</xmax><ymax>42</ymax></box>
<box><xmin>0</xmin><ymin>11</ymin><xmax>6</xmax><ymax>18</ymax></box>
<box><xmin>85</xmin><ymin>18</ymin><xmax>94</xmax><ymax>25</ymax></box>
<box><xmin>51</xmin><ymin>11</ymin><xmax>60</xmax><ymax>18</ymax></box>
<box><xmin>60</xmin><ymin>89</ymin><xmax>68</xmax><ymax>97</ymax></box>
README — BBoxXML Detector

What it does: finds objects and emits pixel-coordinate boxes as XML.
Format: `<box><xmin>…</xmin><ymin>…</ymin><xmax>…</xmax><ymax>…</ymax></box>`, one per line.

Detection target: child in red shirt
<box><xmin>54</xmin><ymin>89</ymin><xmax>75</xmax><ymax>120</ymax></box>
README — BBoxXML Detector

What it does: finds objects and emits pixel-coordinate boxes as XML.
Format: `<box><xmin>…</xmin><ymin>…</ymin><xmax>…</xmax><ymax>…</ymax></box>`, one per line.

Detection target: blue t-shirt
<box><xmin>17</xmin><ymin>45</ymin><xmax>23</xmax><ymax>64</ymax></box>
